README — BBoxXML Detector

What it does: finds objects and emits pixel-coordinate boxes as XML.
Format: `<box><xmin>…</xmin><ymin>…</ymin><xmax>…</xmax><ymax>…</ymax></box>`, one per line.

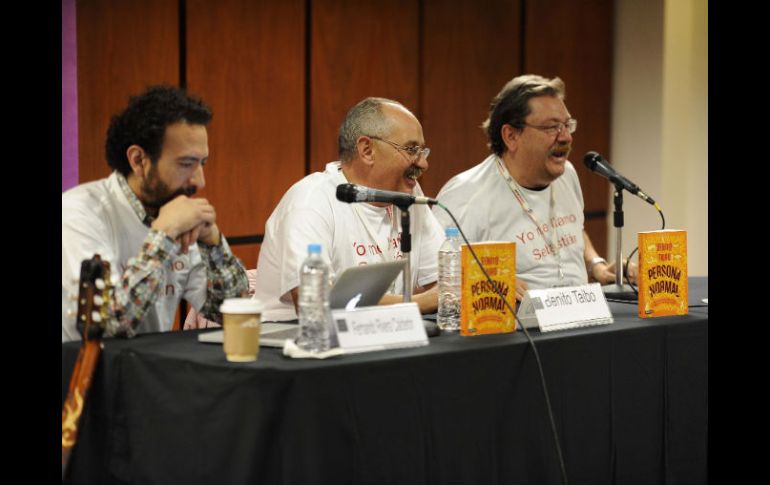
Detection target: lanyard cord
<box><xmin>495</xmin><ymin>156</ymin><xmax>564</xmax><ymax>281</ymax></box>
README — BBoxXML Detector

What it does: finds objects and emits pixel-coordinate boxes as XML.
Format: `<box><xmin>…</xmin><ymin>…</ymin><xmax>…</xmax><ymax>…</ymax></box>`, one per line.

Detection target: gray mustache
<box><xmin>405</xmin><ymin>166</ymin><xmax>424</xmax><ymax>180</ymax></box>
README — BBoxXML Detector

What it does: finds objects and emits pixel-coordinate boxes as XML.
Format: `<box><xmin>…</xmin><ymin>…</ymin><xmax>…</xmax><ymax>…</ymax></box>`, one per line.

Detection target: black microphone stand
<box><xmin>397</xmin><ymin>204</ymin><xmax>412</xmax><ymax>303</ymax></box>
<box><xmin>602</xmin><ymin>184</ymin><xmax>637</xmax><ymax>300</ymax></box>
<box><xmin>395</xmin><ymin>201</ymin><xmax>441</xmax><ymax>337</ymax></box>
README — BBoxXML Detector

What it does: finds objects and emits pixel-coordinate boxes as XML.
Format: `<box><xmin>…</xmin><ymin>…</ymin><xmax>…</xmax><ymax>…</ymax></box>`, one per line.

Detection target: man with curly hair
<box><xmin>61</xmin><ymin>85</ymin><xmax>249</xmax><ymax>341</ymax></box>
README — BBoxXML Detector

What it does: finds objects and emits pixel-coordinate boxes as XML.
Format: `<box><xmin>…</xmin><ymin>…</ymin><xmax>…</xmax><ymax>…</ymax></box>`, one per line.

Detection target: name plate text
<box><xmin>331</xmin><ymin>302</ymin><xmax>428</xmax><ymax>353</ymax></box>
<box><xmin>517</xmin><ymin>283</ymin><xmax>613</xmax><ymax>332</ymax></box>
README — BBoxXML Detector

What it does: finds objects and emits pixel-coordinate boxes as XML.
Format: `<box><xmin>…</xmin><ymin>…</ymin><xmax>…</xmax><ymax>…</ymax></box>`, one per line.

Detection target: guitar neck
<box><xmin>61</xmin><ymin>340</ymin><xmax>102</xmax><ymax>479</ymax></box>
<box><xmin>62</xmin><ymin>254</ymin><xmax>111</xmax><ymax>481</ymax></box>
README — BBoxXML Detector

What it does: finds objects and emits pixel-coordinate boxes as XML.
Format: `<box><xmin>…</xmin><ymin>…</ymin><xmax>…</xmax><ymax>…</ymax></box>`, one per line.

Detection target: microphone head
<box><xmin>336</xmin><ymin>183</ymin><xmax>358</xmax><ymax>203</ymax></box>
<box><xmin>583</xmin><ymin>151</ymin><xmax>603</xmax><ymax>170</ymax></box>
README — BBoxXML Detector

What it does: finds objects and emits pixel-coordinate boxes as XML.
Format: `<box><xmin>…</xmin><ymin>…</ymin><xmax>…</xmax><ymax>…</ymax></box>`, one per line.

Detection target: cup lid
<box><xmin>219</xmin><ymin>298</ymin><xmax>263</xmax><ymax>314</ymax></box>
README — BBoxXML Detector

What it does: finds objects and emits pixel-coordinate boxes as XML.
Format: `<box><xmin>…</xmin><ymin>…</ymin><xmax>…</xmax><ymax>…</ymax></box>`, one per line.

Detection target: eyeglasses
<box><xmin>520</xmin><ymin>118</ymin><xmax>577</xmax><ymax>137</ymax></box>
<box><xmin>368</xmin><ymin>136</ymin><xmax>431</xmax><ymax>161</ymax></box>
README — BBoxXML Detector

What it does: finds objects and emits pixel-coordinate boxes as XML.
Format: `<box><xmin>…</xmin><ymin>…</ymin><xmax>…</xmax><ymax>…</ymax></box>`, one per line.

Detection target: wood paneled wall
<box><xmin>420</xmin><ymin>0</ymin><xmax>522</xmax><ymax>197</ymax></box>
<box><xmin>524</xmin><ymin>0</ymin><xmax>614</xmax><ymax>251</ymax></box>
<box><xmin>76</xmin><ymin>0</ymin><xmax>613</xmax><ymax>270</ymax></box>
<box><xmin>310</xmin><ymin>0</ymin><xmax>420</xmax><ymax>173</ymax></box>
<box><xmin>185</xmin><ymin>0</ymin><xmax>307</xmax><ymax>268</ymax></box>
<box><xmin>76</xmin><ymin>0</ymin><xmax>179</xmax><ymax>184</ymax></box>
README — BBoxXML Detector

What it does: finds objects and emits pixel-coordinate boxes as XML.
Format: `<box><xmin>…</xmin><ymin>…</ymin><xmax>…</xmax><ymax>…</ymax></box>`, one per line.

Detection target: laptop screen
<box><xmin>329</xmin><ymin>260</ymin><xmax>407</xmax><ymax>309</ymax></box>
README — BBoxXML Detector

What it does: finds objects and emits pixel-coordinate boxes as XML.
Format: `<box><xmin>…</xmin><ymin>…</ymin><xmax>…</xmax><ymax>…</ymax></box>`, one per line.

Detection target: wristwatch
<box><xmin>588</xmin><ymin>257</ymin><xmax>608</xmax><ymax>278</ymax></box>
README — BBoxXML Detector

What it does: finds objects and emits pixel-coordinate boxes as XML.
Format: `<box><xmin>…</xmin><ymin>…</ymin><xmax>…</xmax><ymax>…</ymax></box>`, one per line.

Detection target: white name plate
<box><xmin>517</xmin><ymin>283</ymin><xmax>614</xmax><ymax>332</ymax></box>
<box><xmin>331</xmin><ymin>302</ymin><xmax>429</xmax><ymax>354</ymax></box>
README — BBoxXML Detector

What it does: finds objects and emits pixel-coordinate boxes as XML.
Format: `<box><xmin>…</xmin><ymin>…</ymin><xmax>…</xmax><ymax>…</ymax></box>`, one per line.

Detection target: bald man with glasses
<box><xmin>434</xmin><ymin>74</ymin><xmax>636</xmax><ymax>302</ymax></box>
<box><xmin>254</xmin><ymin>97</ymin><xmax>445</xmax><ymax>322</ymax></box>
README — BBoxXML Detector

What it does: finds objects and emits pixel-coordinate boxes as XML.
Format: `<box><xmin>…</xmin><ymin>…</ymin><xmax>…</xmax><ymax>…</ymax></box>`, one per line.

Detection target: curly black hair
<box><xmin>105</xmin><ymin>85</ymin><xmax>212</xmax><ymax>176</ymax></box>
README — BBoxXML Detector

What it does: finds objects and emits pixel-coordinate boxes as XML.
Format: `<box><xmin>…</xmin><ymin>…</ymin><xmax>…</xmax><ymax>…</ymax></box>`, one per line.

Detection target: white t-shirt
<box><xmin>255</xmin><ymin>162</ymin><xmax>446</xmax><ymax>321</ymax></box>
<box><xmin>61</xmin><ymin>173</ymin><xmax>209</xmax><ymax>341</ymax></box>
<box><xmin>434</xmin><ymin>154</ymin><xmax>588</xmax><ymax>289</ymax></box>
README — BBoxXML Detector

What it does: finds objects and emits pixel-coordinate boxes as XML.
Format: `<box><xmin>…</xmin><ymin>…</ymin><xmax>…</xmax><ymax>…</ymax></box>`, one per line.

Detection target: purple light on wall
<box><xmin>62</xmin><ymin>0</ymin><xmax>78</xmax><ymax>192</ymax></box>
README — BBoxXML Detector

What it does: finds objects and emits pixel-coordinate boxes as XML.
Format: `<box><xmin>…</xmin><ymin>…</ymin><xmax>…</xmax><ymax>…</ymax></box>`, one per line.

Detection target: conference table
<box><xmin>62</xmin><ymin>278</ymin><xmax>708</xmax><ymax>485</ymax></box>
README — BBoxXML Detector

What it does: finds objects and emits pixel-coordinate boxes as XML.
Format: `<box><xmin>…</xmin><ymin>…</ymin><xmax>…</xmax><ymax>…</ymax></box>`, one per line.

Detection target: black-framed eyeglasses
<box><xmin>368</xmin><ymin>136</ymin><xmax>431</xmax><ymax>161</ymax></box>
<box><xmin>519</xmin><ymin>118</ymin><xmax>577</xmax><ymax>137</ymax></box>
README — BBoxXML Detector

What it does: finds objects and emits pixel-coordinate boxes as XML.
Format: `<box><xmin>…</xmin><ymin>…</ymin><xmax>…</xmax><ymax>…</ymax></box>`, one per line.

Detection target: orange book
<box><xmin>638</xmin><ymin>230</ymin><xmax>688</xmax><ymax>318</ymax></box>
<box><xmin>460</xmin><ymin>242</ymin><xmax>517</xmax><ymax>336</ymax></box>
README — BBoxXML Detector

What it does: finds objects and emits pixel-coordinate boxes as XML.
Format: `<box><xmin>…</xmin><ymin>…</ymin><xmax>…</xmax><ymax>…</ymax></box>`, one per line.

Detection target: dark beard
<box><xmin>140</xmin><ymin>169</ymin><xmax>197</xmax><ymax>216</ymax></box>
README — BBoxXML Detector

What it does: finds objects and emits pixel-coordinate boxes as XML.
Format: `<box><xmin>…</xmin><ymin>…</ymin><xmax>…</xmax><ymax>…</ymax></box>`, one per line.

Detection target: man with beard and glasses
<box><xmin>434</xmin><ymin>74</ymin><xmax>635</xmax><ymax>302</ymax></box>
<box><xmin>61</xmin><ymin>86</ymin><xmax>249</xmax><ymax>342</ymax></box>
<box><xmin>254</xmin><ymin>97</ymin><xmax>445</xmax><ymax>321</ymax></box>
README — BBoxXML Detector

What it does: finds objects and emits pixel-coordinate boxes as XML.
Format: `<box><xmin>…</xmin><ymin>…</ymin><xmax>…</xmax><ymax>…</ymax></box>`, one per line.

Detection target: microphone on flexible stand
<box><xmin>583</xmin><ymin>151</ymin><xmax>660</xmax><ymax>210</ymax></box>
<box><xmin>583</xmin><ymin>151</ymin><xmax>661</xmax><ymax>301</ymax></box>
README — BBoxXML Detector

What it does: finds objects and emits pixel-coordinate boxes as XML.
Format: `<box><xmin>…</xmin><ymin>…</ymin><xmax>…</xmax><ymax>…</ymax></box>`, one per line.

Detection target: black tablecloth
<box><xmin>62</xmin><ymin>278</ymin><xmax>708</xmax><ymax>485</ymax></box>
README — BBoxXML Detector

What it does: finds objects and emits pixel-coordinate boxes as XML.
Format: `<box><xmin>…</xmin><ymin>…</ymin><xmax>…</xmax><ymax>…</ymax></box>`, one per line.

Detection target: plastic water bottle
<box><xmin>437</xmin><ymin>227</ymin><xmax>462</xmax><ymax>331</ymax></box>
<box><xmin>297</xmin><ymin>243</ymin><xmax>332</xmax><ymax>352</ymax></box>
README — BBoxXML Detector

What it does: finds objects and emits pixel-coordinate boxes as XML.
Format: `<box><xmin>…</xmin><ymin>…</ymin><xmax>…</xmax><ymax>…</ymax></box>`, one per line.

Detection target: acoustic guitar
<box><xmin>61</xmin><ymin>255</ymin><xmax>111</xmax><ymax>480</ymax></box>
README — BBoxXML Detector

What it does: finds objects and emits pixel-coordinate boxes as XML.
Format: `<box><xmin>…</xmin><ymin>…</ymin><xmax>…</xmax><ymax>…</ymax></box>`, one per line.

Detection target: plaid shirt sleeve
<box><xmin>106</xmin><ymin>231</ymin><xmax>249</xmax><ymax>338</ymax></box>
<box><xmin>195</xmin><ymin>236</ymin><xmax>250</xmax><ymax>324</ymax></box>
<box><xmin>107</xmin><ymin>229</ymin><xmax>177</xmax><ymax>338</ymax></box>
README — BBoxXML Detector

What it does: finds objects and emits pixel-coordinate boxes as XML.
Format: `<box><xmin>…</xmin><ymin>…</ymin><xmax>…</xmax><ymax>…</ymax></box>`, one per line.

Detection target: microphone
<box><xmin>336</xmin><ymin>183</ymin><xmax>438</xmax><ymax>209</ymax></box>
<box><xmin>583</xmin><ymin>151</ymin><xmax>657</xmax><ymax>206</ymax></box>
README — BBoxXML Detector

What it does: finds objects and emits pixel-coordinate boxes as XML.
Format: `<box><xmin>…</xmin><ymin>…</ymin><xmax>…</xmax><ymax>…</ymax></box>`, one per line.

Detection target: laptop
<box><xmin>198</xmin><ymin>260</ymin><xmax>407</xmax><ymax>347</ymax></box>
<box><xmin>329</xmin><ymin>259</ymin><xmax>407</xmax><ymax>310</ymax></box>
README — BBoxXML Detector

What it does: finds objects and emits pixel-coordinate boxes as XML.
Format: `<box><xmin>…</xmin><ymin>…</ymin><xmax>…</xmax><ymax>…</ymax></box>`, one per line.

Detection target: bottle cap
<box><xmin>307</xmin><ymin>243</ymin><xmax>322</xmax><ymax>254</ymax></box>
<box><xmin>445</xmin><ymin>227</ymin><xmax>459</xmax><ymax>237</ymax></box>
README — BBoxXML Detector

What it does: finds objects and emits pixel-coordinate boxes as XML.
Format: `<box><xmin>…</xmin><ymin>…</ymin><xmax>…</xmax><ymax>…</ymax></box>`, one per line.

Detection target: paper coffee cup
<box><xmin>220</xmin><ymin>298</ymin><xmax>263</xmax><ymax>362</ymax></box>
